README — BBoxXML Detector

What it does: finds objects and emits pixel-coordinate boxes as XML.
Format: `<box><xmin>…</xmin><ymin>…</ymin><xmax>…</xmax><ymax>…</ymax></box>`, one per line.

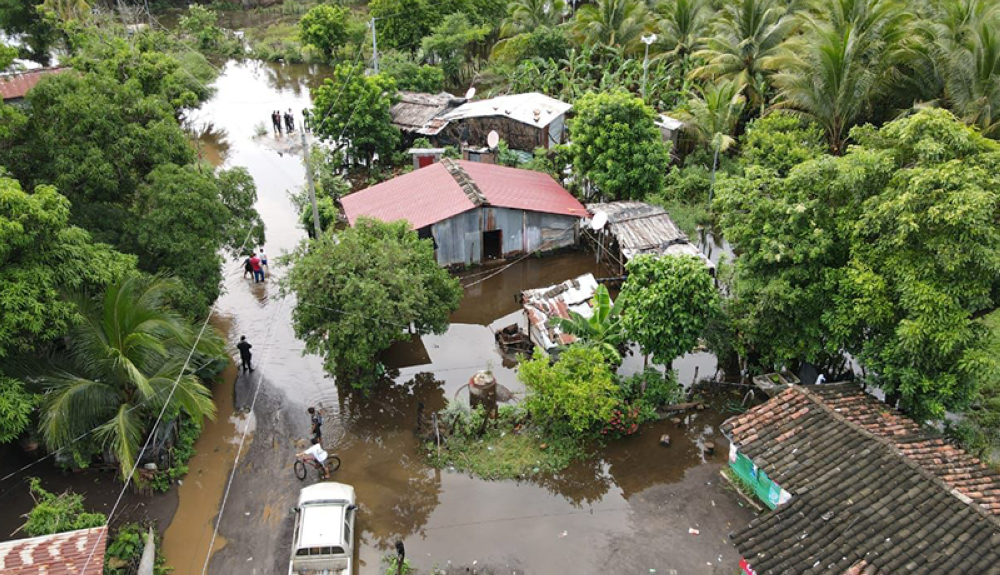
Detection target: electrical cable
<box><xmin>77</xmin><ymin>225</ymin><xmax>258</xmax><ymax>574</ymax></box>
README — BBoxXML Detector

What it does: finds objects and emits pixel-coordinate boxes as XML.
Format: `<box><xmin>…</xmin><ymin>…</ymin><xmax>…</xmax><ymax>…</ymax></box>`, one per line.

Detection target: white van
<box><xmin>288</xmin><ymin>482</ymin><xmax>357</xmax><ymax>575</ymax></box>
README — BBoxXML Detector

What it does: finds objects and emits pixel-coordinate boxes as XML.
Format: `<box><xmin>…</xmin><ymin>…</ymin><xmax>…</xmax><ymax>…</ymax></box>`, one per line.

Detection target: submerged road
<box><xmin>158</xmin><ymin>59</ymin><xmax>755</xmax><ymax>575</ymax></box>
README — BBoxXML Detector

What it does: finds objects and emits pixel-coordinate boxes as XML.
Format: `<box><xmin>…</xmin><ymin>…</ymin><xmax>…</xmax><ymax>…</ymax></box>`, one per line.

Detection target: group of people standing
<box><xmin>271</xmin><ymin>109</ymin><xmax>296</xmax><ymax>135</ymax></box>
<box><xmin>243</xmin><ymin>249</ymin><xmax>268</xmax><ymax>283</ymax></box>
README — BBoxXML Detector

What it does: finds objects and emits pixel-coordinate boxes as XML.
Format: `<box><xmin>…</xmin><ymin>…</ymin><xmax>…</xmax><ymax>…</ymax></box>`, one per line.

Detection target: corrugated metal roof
<box><xmin>0</xmin><ymin>67</ymin><xmax>69</xmax><ymax>100</ymax></box>
<box><xmin>522</xmin><ymin>273</ymin><xmax>601</xmax><ymax>350</ymax></box>
<box><xmin>439</xmin><ymin>92</ymin><xmax>572</xmax><ymax>128</ymax></box>
<box><xmin>656</xmin><ymin>114</ymin><xmax>684</xmax><ymax>131</ymax></box>
<box><xmin>389</xmin><ymin>91</ymin><xmax>464</xmax><ymax>135</ymax></box>
<box><xmin>0</xmin><ymin>526</ymin><xmax>107</xmax><ymax>574</ymax></box>
<box><xmin>587</xmin><ymin>201</ymin><xmax>714</xmax><ymax>269</ymax></box>
<box><xmin>342</xmin><ymin>160</ymin><xmax>585</xmax><ymax>230</ymax></box>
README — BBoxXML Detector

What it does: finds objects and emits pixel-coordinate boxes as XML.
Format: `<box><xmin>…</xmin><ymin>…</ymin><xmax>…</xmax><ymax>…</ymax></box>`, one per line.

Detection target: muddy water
<box><xmin>160</xmin><ymin>58</ymin><xmax>751</xmax><ymax>574</ymax></box>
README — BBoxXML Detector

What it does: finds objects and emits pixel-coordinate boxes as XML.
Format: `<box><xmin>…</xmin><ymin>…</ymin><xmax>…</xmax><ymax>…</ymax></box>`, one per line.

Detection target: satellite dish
<box><xmin>464</xmin><ymin>87</ymin><xmax>476</xmax><ymax>100</ymax></box>
<box><xmin>591</xmin><ymin>210</ymin><xmax>609</xmax><ymax>230</ymax></box>
<box><xmin>487</xmin><ymin>130</ymin><xmax>500</xmax><ymax>149</ymax></box>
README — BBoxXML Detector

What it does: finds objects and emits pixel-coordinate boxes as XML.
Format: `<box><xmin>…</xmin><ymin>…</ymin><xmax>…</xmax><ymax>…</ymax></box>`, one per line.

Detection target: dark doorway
<box><xmin>483</xmin><ymin>230</ymin><xmax>502</xmax><ymax>260</ymax></box>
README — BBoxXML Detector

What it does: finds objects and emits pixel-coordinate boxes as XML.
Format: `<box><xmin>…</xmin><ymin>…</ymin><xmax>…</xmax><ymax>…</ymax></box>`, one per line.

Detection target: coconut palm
<box><xmin>501</xmin><ymin>0</ymin><xmax>567</xmax><ymax>37</ymax></box>
<box><xmin>942</xmin><ymin>22</ymin><xmax>1000</xmax><ymax>137</ymax></box>
<box><xmin>690</xmin><ymin>0</ymin><xmax>796</xmax><ymax>111</ymax></box>
<box><xmin>653</xmin><ymin>0</ymin><xmax>710</xmax><ymax>60</ymax></box>
<box><xmin>572</xmin><ymin>0</ymin><xmax>650</xmax><ymax>56</ymax></box>
<box><xmin>770</xmin><ymin>0</ymin><xmax>908</xmax><ymax>152</ymax></box>
<box><xmin>673</xmin><ymin>79</ymin><xmax>747</xmax><ymax>201</ymax></box>
<box><xmin>36</xmin><ymin>276</ymin><xmax>220</xmax><ymax>480</ymax></box>
<box><xmin>551</xmin><ymin>285</ymin><xmax>626</xmax><ymax>362</ymax></box>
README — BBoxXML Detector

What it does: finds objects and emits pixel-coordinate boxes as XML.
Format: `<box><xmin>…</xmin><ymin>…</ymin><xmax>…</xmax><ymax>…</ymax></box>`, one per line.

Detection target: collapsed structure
<box><xmin>521</xmin><ymin>273</ymin><xmax>602</xmax><ymax>352</ymax></box>
<box><xmin>723</xmin><ymin>383</ymin><xmax>1000</xmax><ymax>575</ymax></box>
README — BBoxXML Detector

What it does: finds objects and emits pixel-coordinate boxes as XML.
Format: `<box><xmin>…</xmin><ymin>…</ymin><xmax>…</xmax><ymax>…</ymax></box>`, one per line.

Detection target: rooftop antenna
<box><xmin>487</xmin><ymin>130</ymin><xmax>500</xmax><ymax>150</ymax></box>
<box><xmin>464</xmin><ymin>87</ymin><xmax>476</xmax><ymax>100</ymax></box>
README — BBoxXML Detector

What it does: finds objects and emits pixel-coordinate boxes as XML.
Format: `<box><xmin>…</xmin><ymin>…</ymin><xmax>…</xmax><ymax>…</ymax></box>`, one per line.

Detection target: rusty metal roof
<box><xmin>522</xmin><ymin>273</ymin><xmax>601</xmax><ymax>350</ymax></box>
<box><xmin>389</xmin><ymin>91</ymin><xmax>464</xmax><ymax>136</ymax></box>
<box><xmin>342</xmin><ymin>160</ymin><xmax>585</xmax><ymax>230</ymax></box>
<box><xmin>587</xmin><ymin>201</ymin><xmax>713</xmax><ymax>269</ymax></box>
<box><xmin>0</xmin><ymin>526</ymin><xmax>108</xmax><ymax>574</ymax></box>
<box><xmin>0</xmin><ymin>67</ymin><xmax>69</xmax><ymax>101</ymax></box>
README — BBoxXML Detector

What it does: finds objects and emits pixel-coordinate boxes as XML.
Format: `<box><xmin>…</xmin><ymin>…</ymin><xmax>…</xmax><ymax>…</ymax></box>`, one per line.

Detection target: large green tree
<box><xmin>299</xmin><ymin>3</ymin><xmax>350</xmax><ymax>60</ymax></box>
<box><xmin>421</xmin><ymin>13</ymin><xmax>489</xmax><ymax>85</ymax></box>
<box><xmin>35</xmin><ymin>276</ymin><xmax>221</xmax><ymax>478</ymax></box>
<box><xmin>311</xmin><ymin>64</ymin><xmax>401</xmax><ymax>168</ymax></box>
<box><xmin>287</xmin><ymin>218</ymin><xmax>462</xmax><ymax>386</ymax></box>
<box><xmin>618</xmin><ymin>255</ymin><xmax>719</xmax><ymax>367</ymax></box>
<box><xmin>570</xmin><ymin>90</ymin><xmax>670</xmax><ymax>200</ymax></box>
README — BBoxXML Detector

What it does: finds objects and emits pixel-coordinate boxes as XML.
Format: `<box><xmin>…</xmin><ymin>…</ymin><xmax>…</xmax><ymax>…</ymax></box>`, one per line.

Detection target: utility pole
<box><xmin>301</xmin><ymin>130</ymin><xmax>322</xmax><ymax>237</ymax></box>
<box><xmin>370</xmin><ymin>18</ymin><xmax>380</xmax><ymax>74</ymax></box>
<box><xmin>641</xmin><ymin>34</ymin><xmax>657</xmax><ymax>102</ymax></box>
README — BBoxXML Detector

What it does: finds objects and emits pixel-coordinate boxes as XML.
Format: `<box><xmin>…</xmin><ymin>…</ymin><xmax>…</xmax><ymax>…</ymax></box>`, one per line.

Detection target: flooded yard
<box><xmin>0</xmin><ymin>59</ymin><xmax>755</xmax><ymax>574</ymax></box>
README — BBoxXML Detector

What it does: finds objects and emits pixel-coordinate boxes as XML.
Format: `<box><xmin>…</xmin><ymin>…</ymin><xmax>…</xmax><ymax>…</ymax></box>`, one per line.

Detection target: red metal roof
<box><xmin>0</xmin><ymin>526</ymin><xmax>107</xmax><ymax>574</ymax></box>
<box><xmin>341</xmin><ymin>160</ymin><xmax>585</xmax><ymax>230</ymax></box>
<box><xmin>0</xmin><ymin>67</ymin><xmax>69</xmax><ymax>101</ymax></box>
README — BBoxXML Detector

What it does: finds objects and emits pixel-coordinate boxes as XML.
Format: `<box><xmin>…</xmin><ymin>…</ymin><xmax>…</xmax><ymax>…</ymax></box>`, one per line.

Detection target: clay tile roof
<box><xmin>0</xmin><ymin>526</ymin><xmax>108</xmax><ymax>574</ymax></box>
<box><xmin>0</xmin><ymin>67</ymin><xmax>69</xmax><ymax>101</ymax></box>
<box><xmin>341</xmin><ymin>159</ymin><xmax>585</xmax><ymax>230</ymax></box>
<box><xmin>722</xmin><ymin>384</ymin><xmax>1000</xmax><ymax>575</ymax></box>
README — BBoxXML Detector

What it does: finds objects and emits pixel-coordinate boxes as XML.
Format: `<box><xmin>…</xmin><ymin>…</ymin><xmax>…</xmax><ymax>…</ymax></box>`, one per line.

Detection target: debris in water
<box><xmin>559</xmin><ymin>530</ymin><xmax>568</xmax><ymax>538</ymax></box>
<box><xmin>711</xmin><ymin>500</ymin><xmax>716</xmax><ymax>507</ymax></box>
<box><xmin>688</xmin><ymin>528</ymin><xmax>699</xmax><ymax>535</ymax></box>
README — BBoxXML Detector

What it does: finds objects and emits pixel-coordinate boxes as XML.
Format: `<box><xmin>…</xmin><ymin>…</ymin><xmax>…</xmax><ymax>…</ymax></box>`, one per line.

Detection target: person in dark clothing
<box><xmin>308</xmin><ymin>407</ymin><xmax>323</xmax><ymax>440</ymax></box>
<box><xmin>243</xmin><ymin>255</ymin><xmax>253</xmax><ymax>279</ymax></box>
<box><xmin>272</xmin><ymin>110</ymin><xmax>282</xmax><ymax>134</ymax></box>
<box><xmin>237</xmin><ymin>336</ymin><xmax>253</xmax><ymax>372</ymax></box>
<box><xmin>284</xmin><ymin>109</ymin><xmax>295</xmax><ymax>133</ymax></box>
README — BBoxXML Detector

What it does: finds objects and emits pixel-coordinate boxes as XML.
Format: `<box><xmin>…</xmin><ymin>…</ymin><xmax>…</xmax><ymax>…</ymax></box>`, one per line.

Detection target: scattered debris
<box><xmin>659</xmin><ymin>434</ymin><xmax>671</xmax><ymax>447</ymax></box>
<box><xmin>688</xmin><ymin>528</ymin><xmax>699</xmax><ymax>535</ymax></box>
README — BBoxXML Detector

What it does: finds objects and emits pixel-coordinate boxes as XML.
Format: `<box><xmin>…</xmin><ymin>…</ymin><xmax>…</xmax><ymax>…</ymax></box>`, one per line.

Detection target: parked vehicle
<box><xmin>288</xmin><ymin>482</ymin><xmax>357</xmax><ymax>575</ymax></box>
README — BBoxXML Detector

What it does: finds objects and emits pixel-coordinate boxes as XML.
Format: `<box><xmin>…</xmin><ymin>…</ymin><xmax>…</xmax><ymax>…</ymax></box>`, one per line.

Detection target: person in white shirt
<box><xmin>297</xmin><ymin>437</ymin><xmax>329</xmax><ymax>479</ymax></box>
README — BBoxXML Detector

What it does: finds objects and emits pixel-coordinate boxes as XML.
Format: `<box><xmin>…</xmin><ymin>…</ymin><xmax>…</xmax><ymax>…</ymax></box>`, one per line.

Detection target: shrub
<box><xmin>20</xmin><ymin>478</ymin><xmax>106</xmax><ymax>537</ymax></box>
<box><xmin>520</xmin><ymin>345</ymin><xmax>619</xmax><ymax>437</ymax></box>
<box><xmin>105</xmin><ymin>522</ymin><xmax>169</xmax><ymax>575</ymax></box>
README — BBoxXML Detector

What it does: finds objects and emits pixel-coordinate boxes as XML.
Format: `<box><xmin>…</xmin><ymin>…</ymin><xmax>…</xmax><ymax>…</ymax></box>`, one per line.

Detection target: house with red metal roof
<box><xmin>0</xmin><ymin>67</ymin><xmax>69</xmax><ymax>104</ymax></box>
<box><xmin>341</xmin><ymin>159</ymin><xmax>586</xmax><ymax>266</ymax></box>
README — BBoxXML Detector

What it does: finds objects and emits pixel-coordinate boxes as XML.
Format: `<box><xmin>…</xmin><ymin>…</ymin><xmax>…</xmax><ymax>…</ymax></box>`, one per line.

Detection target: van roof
<box><xmin>298</xmin><ymin>482</ymin><xmax>355</xmax><ymax>505</ymax></box>
<box><xmin>298</xmin><ymin>505</ymin><xmax>345</xmax><ymax>549</ymax></box>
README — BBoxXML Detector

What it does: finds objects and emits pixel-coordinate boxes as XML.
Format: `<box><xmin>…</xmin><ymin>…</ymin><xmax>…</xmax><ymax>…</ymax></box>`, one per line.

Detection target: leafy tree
<box><xmin>299</xmin><ymin>3</ymin><xmax>350</xmax><ymax>60</ymax></box>
<box><xmin>293</xmin><ymin>145</ymin><xmax>348</xmax><ymax>238</ymax></box>
<box><xmin>370</xmin><ymin>0</ymin><xmax>437</xmax><ymax>51</ymax></box>
<box><xmin>421</xmin><ymin>13</ymin><xmax>489</xmax><ymax>85</ymax></box>
<box><xmin>739</xmin><ymin>113</ymin><xmax>826</xmax><ymax>176</ymax></box>
<box><xmin>770</xmin><ymin>0</ymin><xmax>908</xmax><ymax>153</ymax></box>
<box><xmin>311</xmin><ymin>64</ymin><xmax>401</xmax><ymax>168</ymax></box>
<box><xmin>0</xmin><ymin>0</ymin><xmax>59</xmax><ymax>63</ymax></box>
<box><xmin>127</xmin><ymin>163</ymin><xmax>264</xmax><ymax>317</ymax></box>
<box><xmin>35</xmin><ymin>276</ymin><xmax>221</xmax><ymax>479</ymax></box>
<box><xmin>550</xmin><ymin>285</ymin><xmax>625</xmax><ymax>362</ymax></box>
<box><xmin>287</xmin><ymin>218</ymin><xmax>462</xmax><ymax>386</ymax></box>
<box><xmin>39</xmin><ymin>0</ymin><xmax>90</xmax><ymax>23</ymax></box>
<box><xmin>653</xmin><ymin>0</ymin><xmax>710</xmax><ymax>60</ymax></box>
<box><xmin>618</xmin><ymin>255</ymin><xmax>719</xmax><ymax>367</ymax></box>
<box><xmin>5</xmin><ymin>70</ymin><xmax>194</xmax><ymax>245</ymax></box>
<box><xmin>179</xmin><ymin>4</ymin><xmax>225</xmax><ymax>51</ymax></box>
<box><xmin>571</xmin><ymin>0</ymin><xmax>649</xmax><ymax>56</ymax></box>
<box><xmin>379</xmin><ymin>50</ymin><xmax>446</xmax><ymax>92</ymax></box>
<box><xmin>674</xmin><ymin>79</ymin><xmax>746</xmax><ymax>200</ymax></box>
<box><xmin>570</xmin><ymin>90</ymin><xmax>670</xmax><ymax>200</ymax></box>
<box><xmin>690</xmin><ymin>0</ymin><xmax>796</xmax><ymax>111</ymax></box>
<box><xmin>19</xmin><ymin>478</ymin><xmax>105</xmax><ymax>537</ymax></box>
<box><xmin>0</xmin><ymin>175</ymin><xmax>136</xmax><ymax>442</ymax></box>
<box><xmin>520</xmin><ymin>345</ymin><xmax>620</xmax><ymax>437</ymax></box>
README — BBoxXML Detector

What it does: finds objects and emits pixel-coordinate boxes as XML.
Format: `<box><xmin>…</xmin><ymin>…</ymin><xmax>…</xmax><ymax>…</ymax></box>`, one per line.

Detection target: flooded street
<box><xmin>0</xmin><ymin>58</ymin><xmax>754</xmax><ymax>574</ymax></box>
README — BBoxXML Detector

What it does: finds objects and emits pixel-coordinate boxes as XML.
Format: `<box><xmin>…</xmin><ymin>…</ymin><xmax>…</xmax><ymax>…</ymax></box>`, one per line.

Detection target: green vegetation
<box><xmin>19</xmin><ymin>478</ymin><xmax>105</xmax><ymax>537</ymax></box>
<box><xmin>286</xmin><ymin>218</ymin><xmax>462</xmax><ymax>386</ymax></box>
<box><xmin>105</xmin><ymin>522</ymin><xmax>169</xmax><ymax>575</ymax></box>
<box><xmin>550</xmin><ymin>285</ymin><xmax>625</xmax><ymax>362</ymax></box>
<box><xmin>521</xmin><ymin>346</ymin><xmax>621</xmax><ymax>437</ymax></box>
<box><xmin>299</xmin><ymin>3</ymin><xmax>350</xmax><ymax>60</ymax></box>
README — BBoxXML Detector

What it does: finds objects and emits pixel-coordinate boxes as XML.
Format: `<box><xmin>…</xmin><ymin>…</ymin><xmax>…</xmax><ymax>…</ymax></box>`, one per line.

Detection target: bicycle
<box><xmin>294</xmin><ymin>453</ymin><xmax>341</xmax><ymax>481</ymax></box>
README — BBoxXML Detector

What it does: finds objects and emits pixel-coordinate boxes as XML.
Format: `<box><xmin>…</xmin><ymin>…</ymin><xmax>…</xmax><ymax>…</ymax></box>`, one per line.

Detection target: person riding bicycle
<box><xmin>297</xmin><ymin>437</ymin><xmax>330</xmax><ymax>480</ymax></box>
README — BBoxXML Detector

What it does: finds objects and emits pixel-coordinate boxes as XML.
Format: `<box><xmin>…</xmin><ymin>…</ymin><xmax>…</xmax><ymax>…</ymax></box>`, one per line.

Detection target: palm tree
<box><xmin>942</xmin><ymin>22</ymin><xmax>1000</xmax><ymax>137</ymax></box>
<box><xmin>501</xmin><ymin>0</ymin><xmax>566</xmax><ymax>37</ymax></box>
<box><xmin>654</xmin><ymin>0</ymin><xmax>710</xmax><ymax>60</ymax></box>
<box><xmin>551</xmin><ymin>285</ymin><xmax>626</xmax><ymax>362</ymax></box>
<box><xmin>690</xmin><ymin>0</ymin><xmax>796</xmax><ymax>111</ymax></box>
<box><xmin>572</xmin><ymin>0</ymin><xmax>650</xmax><ymax>56</ymax></box>
<box><xmin>673</xmin><ymin>79</ymin><xmax>747</xmax><ymax>201</ymax></box>
<box><xmin>769</xmin><ymin>0</ymin><xmax>908</xmax><ymax>152</ymax></box>
<box><xmin>36</xmin><ymin>276</ymin><xmax>220</xmax><ymax>480</ymax></box>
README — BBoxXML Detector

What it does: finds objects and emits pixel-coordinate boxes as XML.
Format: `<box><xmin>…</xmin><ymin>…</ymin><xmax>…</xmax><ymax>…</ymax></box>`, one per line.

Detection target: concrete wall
<box><xmin>430</xmin><ymin>208</ymin><xmax>578</xmax><ymax>267</ymax></box>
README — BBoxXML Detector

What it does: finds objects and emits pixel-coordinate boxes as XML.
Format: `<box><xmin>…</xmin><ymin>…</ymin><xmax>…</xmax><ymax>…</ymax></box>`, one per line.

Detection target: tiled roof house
<box><xmin>722</xmin><ymin>384</ymin><xmax>1000</xmax><ymax>575</ymax></box>
<box><xmin>0</xmin><ymin>67</ymin><xmax>69</xmax><ymax>103</ymax></box>
<box><xmin>0</xmin><ymin>526</ymin><xmax>108</xmax><ymax>574</ymax></box>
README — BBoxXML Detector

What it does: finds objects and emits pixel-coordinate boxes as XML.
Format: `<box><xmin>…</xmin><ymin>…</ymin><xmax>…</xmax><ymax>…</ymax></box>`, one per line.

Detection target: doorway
<box><xmin>483</xmin><ymin>230</ymin><xmax>502</xmax><ymax>260</ymax></box>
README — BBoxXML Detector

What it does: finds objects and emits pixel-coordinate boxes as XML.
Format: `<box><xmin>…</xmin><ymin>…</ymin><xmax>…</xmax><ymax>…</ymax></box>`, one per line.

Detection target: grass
<box><xmin>652</xmin><ymin>198</ymin><xmax>713</xmax><ymax>237</ymax></box>
<box><xmin>721</xmin><ymin>467</ymin><xmax>764</xmax><ymax>511</ymax></box>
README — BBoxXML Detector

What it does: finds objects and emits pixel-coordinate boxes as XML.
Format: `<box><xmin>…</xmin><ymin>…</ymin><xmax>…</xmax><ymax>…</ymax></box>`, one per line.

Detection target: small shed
<box><xmin>0</xmin><ymin>67</ymin><xmax>69</xmax><ymax>105</ymax></box>
<box><xmin>586</xmin><ymin>201</ymin><xmax>714</xmax><ymax>274</ymax></box>
<box><xmin>341</xmin><ymin>159</ymin><xmax>585</xmax><ymax>266</ymax></box>
<box><xmin>389</xmin><ymin>91</ymin><xmax>466</xmax><ymax>138</ymax></box>
<box><xmin>655</xmin><ymin>114</ymin><xmax>684</xmax><ymax>149</ymax></box>
<box><xmin>0</xmin><ymin>526</ymin><xmax>108</xmax><ymax>574</ymax></box>
<box><xmin>521</xmin><ymin>273</ymin><xmax>602</xmax><ymax>352</ymax></box>
<box><xmin>723</xmin><ymin>384</ymin><xmax>1000</xmax><ymax>575</ymax></box>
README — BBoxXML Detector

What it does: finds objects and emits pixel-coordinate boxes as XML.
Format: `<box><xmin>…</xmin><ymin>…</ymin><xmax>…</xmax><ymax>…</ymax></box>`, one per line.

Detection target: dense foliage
<box><xmin>19</xmin><ymin>478</ymin><xmax>105</xmax><ymax>537</ymax></box>
<box><xmin>520</xmin><ymin>345</ymin><xmax>620</xmax><ymax>437</ymax></box>
<box><xmin>287</xmin><ymin>218</ymin><xmax>462</xmax><ymax>386</ymax></box>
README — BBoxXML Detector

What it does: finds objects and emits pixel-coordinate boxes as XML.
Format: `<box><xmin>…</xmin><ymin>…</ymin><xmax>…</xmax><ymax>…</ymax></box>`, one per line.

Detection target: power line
<box><xmin>78</xmin><ymin>225</ymin><xmax>259</xmax><ymax>574</ymax></box>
